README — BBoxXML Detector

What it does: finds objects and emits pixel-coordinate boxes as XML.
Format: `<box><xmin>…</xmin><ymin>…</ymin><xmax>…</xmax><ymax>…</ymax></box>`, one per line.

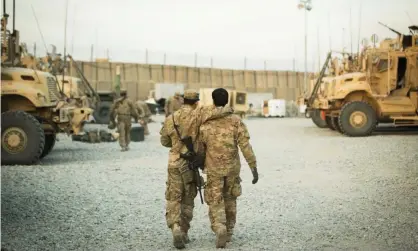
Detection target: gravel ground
<box><xmin>2</xmin><ymin>115</ymin><xmax>418</xmax><ymax>251</ymax></box>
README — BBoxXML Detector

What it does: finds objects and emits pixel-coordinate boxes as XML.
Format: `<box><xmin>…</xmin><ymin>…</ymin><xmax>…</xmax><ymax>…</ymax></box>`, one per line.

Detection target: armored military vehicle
<box><xmin>1</xmin><ymin>0</ymin><xmax>92</xmax><ymax>165</ymax></box>
<box><xmin>307</xmin><ymin>24</ymin><xmax>418</xmax><ymax>136</ymax></box>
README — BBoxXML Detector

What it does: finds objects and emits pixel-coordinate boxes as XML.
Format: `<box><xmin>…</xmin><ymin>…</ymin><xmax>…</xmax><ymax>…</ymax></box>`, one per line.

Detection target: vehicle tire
<box><xmin>40</xmin><ymin>133</ymin><xmax>56</xmax><ymax>159</ymax></box>
<box><xmin>311</xmin><ymin>109</ymin><xmax>327</xmax><ymax>128</ymax></box>
<box><xmin>1</xmin><ymin>111</ymin><xmax>45</xmax><ymax>165</ymax></box>
<box><xmin>325</xmin><ymin>116</ymin><xmax>335</xmax><ymax>130</ymax></box>
<box><xmin>338</xmin><ymin>101</ymin><xmax>377</xmax><ymax>137</ymax></box>
<box><xmin>331</xmin><ymin>116</ymin><xmax>343</xmax><ymax>133</ymax></box>
<box><xmin>93</xmin><ymin>101</ymin><xmax>112</xmax><ymax>124</ymax></box>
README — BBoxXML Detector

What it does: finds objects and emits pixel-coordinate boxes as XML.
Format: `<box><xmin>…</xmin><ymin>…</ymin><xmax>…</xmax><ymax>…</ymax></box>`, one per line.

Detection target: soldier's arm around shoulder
<box><xmin>198</xmin><ymin>105</ymin><xmax>234</xmax><ymax>124</ymax></box>
<box><xmin>160</xmin><ymin>115</ymin><xmax>173</xmax><ymax>148</ymax></box>
<box><xmin>236</xmin><ymin>118</ymin><xmax>257</xmax><ymax>169</ymax></box>
<box><xmin>196</xmin><ymin>124</ymin><xmax>207</xmax><ymax>154</ymax></box>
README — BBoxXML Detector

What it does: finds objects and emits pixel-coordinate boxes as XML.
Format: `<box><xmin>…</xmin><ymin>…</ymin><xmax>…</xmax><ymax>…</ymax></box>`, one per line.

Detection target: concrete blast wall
<box><xmin>71</xmin><ymin>61</ymin><xmax>314</xmax><ymax>101</ymax></box>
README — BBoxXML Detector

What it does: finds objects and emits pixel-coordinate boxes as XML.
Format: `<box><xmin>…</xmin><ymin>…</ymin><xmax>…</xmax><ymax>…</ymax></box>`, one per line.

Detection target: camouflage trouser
<box><xmin>165</xmin><ymin>168</ymin><xmax>198</xmax><ymax>233</ymax></box>
<box><xmin>204</xmin><ymin>174</ymin><xmax>242</xmax><ymax>236</ymax></box>
<box><xmin>117</xmin><ymin>116</ymin><xmax>132</xmax><ymax>148</ymax></box>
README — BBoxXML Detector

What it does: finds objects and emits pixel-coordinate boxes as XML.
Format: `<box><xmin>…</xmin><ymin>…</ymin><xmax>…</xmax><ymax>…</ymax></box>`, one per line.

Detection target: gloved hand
<box><xmin>251</xmin><ymin>167</ymin><xmax>258</xmax><ymax>184</ymax></box>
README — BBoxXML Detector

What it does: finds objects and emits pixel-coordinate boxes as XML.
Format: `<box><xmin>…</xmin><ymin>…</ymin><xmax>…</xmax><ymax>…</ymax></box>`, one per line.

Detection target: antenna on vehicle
<box><xmin>71</xmin><ymin>5</ymin><xmax>76</xmax><ymax>56</ymax></box>
<box><xmin>349</xmin><ymin>5</ymin><xmax>353</xmax><ymax>55</ymax></box>
<box><xmin>405</xmin><ymin>11</ymin><xmax>414</xmax><ymax>25</ymax></box>
<box><xmin>62</xmin><ymin>0</ymin><xmax>69</xmax><ymax>96</ymax></box>
<box><xmin>328</xmin><ymin>12</ymin><xmax>332</xmax><ymax>52</ymax></box>
<box><xmin>357</xmin><ymin>2</ymin><xmax>362</xmax><ymax>54</ymax></box>
<box><xmin>30</xmin><ymin>5</ymin><xmax>48</xmax><ymax>55</ymax></box>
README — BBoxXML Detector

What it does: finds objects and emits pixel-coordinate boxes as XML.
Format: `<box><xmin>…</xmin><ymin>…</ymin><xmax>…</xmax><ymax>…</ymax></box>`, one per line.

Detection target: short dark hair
<box><xmin>212</xmin><ymin>88</ymin><xmax>229</xmax><ymax>106</ymax></box>
<box><xmin>183</xmin><ymin>99</ymin><xmax>198</xmax><ymax>105</ymax></box>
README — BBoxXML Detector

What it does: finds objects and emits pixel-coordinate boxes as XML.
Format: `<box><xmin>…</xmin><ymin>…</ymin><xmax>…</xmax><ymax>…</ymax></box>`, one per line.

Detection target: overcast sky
<box><xmin>6</xmin><ymin>0</ymin><xmax>418</xmax><ymax>70</ymax></box>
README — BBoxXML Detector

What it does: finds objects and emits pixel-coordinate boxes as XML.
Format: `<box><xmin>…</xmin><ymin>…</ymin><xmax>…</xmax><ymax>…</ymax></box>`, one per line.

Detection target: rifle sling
<box><xmin>172</xmin><ymin>111</ymin><xmax>197</xmax><ymax>146</ymax></box>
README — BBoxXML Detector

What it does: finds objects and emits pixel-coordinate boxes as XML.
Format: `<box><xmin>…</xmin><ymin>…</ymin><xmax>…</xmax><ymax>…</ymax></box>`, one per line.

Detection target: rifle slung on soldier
<box><xmin>172</xmin><ymin>115</ymin><xmax>205</xmax><ymax>204</ymax></box>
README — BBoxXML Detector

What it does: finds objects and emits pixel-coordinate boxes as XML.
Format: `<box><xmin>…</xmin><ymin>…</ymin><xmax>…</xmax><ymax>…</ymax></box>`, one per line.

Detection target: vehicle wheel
<box><xmin>331</xmin><ymin>117</ymin><xmax>343</xmax><ymax>133</ymax></box>
<box><xmin>325</xmin><ymin>116</ymin><xmax>335</xmax><ymax>130</ymax></box>
<box><xmin>40</xmin><ymin>133</ymin><xmax>56</xmax><ymax>159</ymax></box>
<box><xmin>311</xmin><ymin>109</ymin><xmax>327</xmax><ymax>128</ymax></box>
<box><xmin>1</xmin><ymin>111</ymin><xmax>45</xmax><ymax>165</ymax></box>
<box><xmin>93</xmin><ymin>101</ymin><xmax>112</xmax><ymax>124</ymax></box>
<box><xmin>338</xmin><ymin>101</ymin><xmax>377</xmax><ymax>137</ymax></box>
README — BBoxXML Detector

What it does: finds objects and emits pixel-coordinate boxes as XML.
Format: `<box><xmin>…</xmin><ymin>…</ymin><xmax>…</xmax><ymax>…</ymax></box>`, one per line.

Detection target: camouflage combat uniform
<box><xmin>160</xmin><ymin>90</ymin><xmax>233</xmax><ymax>249</ymax></box>
<box><xmin>109</xmin><ymin>91</ymin><xmax>139</xmax><ymax>151</ymax></box>
<box><xmin>136</xmin><ymin>100</ymin><xmax>152</xmax><ymax>135</ymax></box>
<box><xmin>199</xmin><ymin>111</ymin><xmax>257</xmax><ymax>247</ymax></box>
<box><xmin>164</xmin><ymin>92</ymin><xmax>183</xmax><ymax>117</ymax></box>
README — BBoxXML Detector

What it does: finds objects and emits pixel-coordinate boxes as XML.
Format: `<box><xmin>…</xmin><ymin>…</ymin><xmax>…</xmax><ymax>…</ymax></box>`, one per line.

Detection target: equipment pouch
<box><xmin>181</xmin><ymin>169</ymin><xmax>195</xmax><ymax>184</ymax></box>
<box><xmin>231</xmin><ymin>177</ymin><xmax>242</xmax><ymax>197</ymax></box>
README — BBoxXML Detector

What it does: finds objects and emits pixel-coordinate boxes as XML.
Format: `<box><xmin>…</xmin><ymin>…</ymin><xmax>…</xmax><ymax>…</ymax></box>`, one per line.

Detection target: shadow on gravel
<box><xmin>373</xmin><ymin>126</ymin><xmax>418</xmax><ymax>136</ymax></box>
<box><xmin>305</xmin><ymin>125</ymin><xmax>418</xmax><ymax>137</ymax></box>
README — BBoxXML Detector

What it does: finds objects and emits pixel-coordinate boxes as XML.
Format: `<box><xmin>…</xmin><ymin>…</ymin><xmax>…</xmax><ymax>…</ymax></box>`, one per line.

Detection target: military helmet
<box><xmin>183</xmin><ymin>89</ymin><xmax>199</xmax><ymax>101</ymax></box>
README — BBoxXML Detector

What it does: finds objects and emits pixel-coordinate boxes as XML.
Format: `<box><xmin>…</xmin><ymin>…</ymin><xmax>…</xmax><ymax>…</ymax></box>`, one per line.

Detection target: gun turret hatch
<box><xmin>408</xmin><ymin>25</ymin><xmax>418</xmax><ymax>34</ymax></box>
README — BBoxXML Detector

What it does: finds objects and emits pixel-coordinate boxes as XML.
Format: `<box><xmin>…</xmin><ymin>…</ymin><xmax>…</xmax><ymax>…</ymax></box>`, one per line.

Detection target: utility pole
<box><xmin>298</xmin><ymin>0</ymin><xmax>312</xmax><ymax>94</ymax></box>
<box><xmin>194</xmin><ymin>52</ymin><xmax>197</xmax><ymax>67</ymax></box>
<box><xmin>90</xmin><ymin>44</ymin><xmax>93</xmax><ymax>62</ymax></box>
<box><xmin>293</xmin><ymin>58</ymin><xmax>296</xmax><ymax>72</ymax></box>
<box><xmin>145</xmin><ymin>49</ymin><xmax>148</xmax><ymax>64</ymax></box>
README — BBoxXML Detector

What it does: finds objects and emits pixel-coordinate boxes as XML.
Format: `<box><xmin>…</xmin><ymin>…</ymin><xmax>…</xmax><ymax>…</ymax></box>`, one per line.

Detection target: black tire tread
<box><xmin>325</xmin><ymin>116</ymin><xmax>335</xmax><ymax>130</ymax></box>
<box><xmin>331</xmin><ymin>116</ymin><xmax>343</xmax><ymax>133</ymax></box>
<box><xmin>338</xmin><ymin>101</ymin><xmax>377</xmax><ymax>137</ymax></box>
<box><xmin>40</xmin><ymin>133</ymin><xmax>56</xmax><ymax>159</ymax></box>
<box><xmin>93</xmin><ymin>101</ymin><xmax>112</xmax><ymax>124</ymax></box>
<box><xmin>311</xmin><ymin>109</ymin><xmax>328</xmax><ymax>128</ymax></box>
<box><xmin>1</xmin><ymin>111</ymin><xmax>45</xmax><ymax>165</ymax></box>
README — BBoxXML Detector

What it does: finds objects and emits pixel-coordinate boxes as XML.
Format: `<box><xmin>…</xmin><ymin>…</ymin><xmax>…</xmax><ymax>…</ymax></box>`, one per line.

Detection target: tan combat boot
<box><xmin>226</xmin><ymin>228</ymin><xmax>233</xmax><ymax>242</ymax></box>
<box><xmin>215</xmin><ymin>226</ymin><xmax>227</xmax><ymax>248</ymax></box>
<box><xmin>172</xmin><ymin>224</ymin><xmax>185</xmax><ymax>249</ymax></box>
<box><xmin>182</xmin><ymin>232</ymin><xmax>190</xmax><ymax>244</ymax></box>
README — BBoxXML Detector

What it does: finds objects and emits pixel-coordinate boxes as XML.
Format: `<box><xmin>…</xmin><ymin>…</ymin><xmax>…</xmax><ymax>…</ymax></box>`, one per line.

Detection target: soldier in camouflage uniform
<box><xmin>198</xmin><ymin>88</ymin><xmax>258</xmax><ymax>248</ymax></box>
<box><xmin>135</xmin><ymin>100</ymin><xmax>152</xmax><ymax>135</ymax></box>
<box><xmin>109</xmin><ymin>89</ymin><xmax>139</xmax><ymax>151</ymax></box>
<box><xmin>160</xmin><ymin>89</ymin><xmax>233</xmax><ymax>249</ymax></box>
<box><xmin>164</xmin><ymin>92</ymin><xmax>183</xmax><ymax>117</ymax></box>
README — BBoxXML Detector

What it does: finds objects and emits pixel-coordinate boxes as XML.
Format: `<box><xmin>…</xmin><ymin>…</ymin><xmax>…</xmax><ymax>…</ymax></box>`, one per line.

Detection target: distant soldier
<box><xmin>159</xmin><ymin>89</ymin><xmax>233</xmax><ymax>249</ymax></box>
<box><xmin>135</xmin><ymin>100</ymin><xmax>152</xmax><ymax>135</ymax></box>
<box><xmin>164</xmin><ymin>92</ymin><xmax>183</xmax><ymax>117</ymax></box>
<box><xmin>109</xmin><ymin>89</ymin><xmax>139</xmax><ymax>151</ymax></box>
<box><xmin>198</xmin><ymin>88</ymin><xmax>258</xmax><ymax>248</ymax></box>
